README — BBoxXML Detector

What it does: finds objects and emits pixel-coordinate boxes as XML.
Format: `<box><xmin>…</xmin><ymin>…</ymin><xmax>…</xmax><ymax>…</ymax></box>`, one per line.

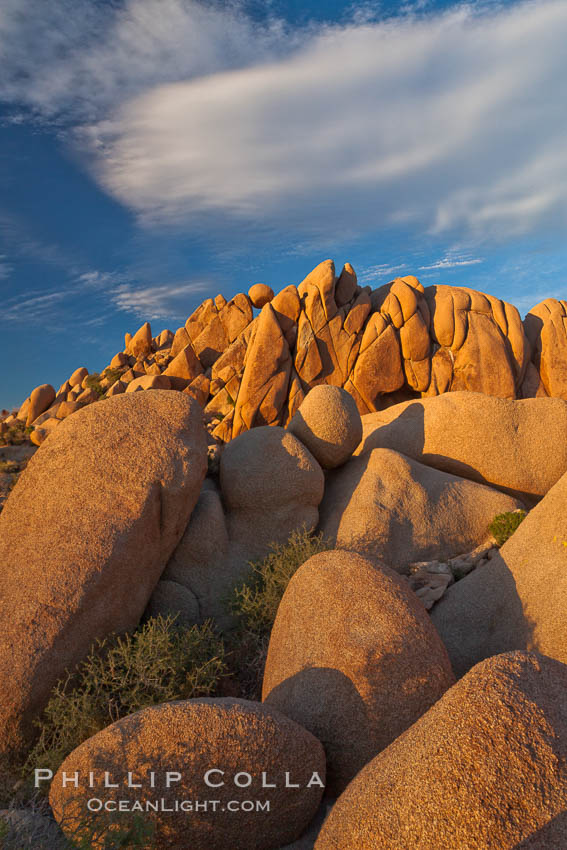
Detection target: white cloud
<box><xmin>0</xmin><ymin>0</ymin><xmax>290</xmax><ymax>123</ymax></box>
<box><xmin>1</xmin><ymin>0</ymin><xmax>566</xmax><ymax>249</ymax></box>
<box><xmin>112</xmin><ymin>281</ymin><xmax>211</xmax><ymax>320</ymax></box>
<box><xmin>358</xmin><ymin>263</ymin><xmax>408</xmax><ymax>283</ymax></box>
<box><xmin>3</xmin><ymin>290</ymin><xmax>68</xmax><ymax>322</ymax></box>
<box><xmin>83</xmin><ymin>0</ymin><xmax>567</xmax><ymax>242</ymax></box>
<box><xmin>419</xmin><ymin>254</ymin><xmax>483</xmax><ymax>271</ymax></box>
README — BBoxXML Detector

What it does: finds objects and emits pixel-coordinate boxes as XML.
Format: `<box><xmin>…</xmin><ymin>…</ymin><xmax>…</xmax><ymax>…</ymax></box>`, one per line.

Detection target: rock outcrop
<box><xmin>357</xmin><ymin>392</ymin><xmax>567</xmax><ymax>503</ymax></box>
<box><xmin>262</xmin><ymin>551</ymin><xmax>454</xmax><ymax>795</ymax></box>
<box><xmin>11</xmin><ymin>258</ymin><xmax>567</xmax><ymax>449</ymax></box>
<box><xmin>288</xmin><ymin>385</ymin><xmax>362</xmax><ymax>469</ymax></box>
<box><xmin>149</xmin><ymin>427</ymin><xmax>325</xmax><ymax>628</ymax></box>
<box><xmin>50</xmin><ymin>698</ymin><xmax>325</xmax><ymax>850</ymax></box>
<box><xmin>315</xmin><ymin>652</ymin><xmax>567</xmax><ymax>850</ymax></box>
<box><xmin>0</xmin><ymin>391</ymin><xmax>207</xmax><ymax>761</ymax></box>
<box><xmin>318</xmin><ymin>448</ymin><xmax>521</xmax><ymax>571</ymax></box>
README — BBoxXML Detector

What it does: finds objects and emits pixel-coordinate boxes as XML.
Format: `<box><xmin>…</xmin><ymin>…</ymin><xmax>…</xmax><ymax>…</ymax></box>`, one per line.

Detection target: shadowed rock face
<box><xmin>318</xmin><ymin>448</ymin><xmax>522</xmax><ymax>571</ymax></box>
<box><xmin>0</xmin><ymin>391</ymin><xmax>207</xmax><ymax>765</ymax></box>
<box><xmin>149</xmin><ymin>426</ymin><xmax>325</xmax><ymax>630</ymax></box>
<box><xmin>431</xmin><ymin>461</ymin><xmax>567</xmax><ymax>676</ymax></box>
<box><xmin>14</xmin><ymin>259</ymin><xmax>567</xmax><ymax>446</ymax></box>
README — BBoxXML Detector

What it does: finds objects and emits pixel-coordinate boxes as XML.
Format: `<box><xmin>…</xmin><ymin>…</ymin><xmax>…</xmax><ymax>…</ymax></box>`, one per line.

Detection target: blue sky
<box><xmin>1</xmin><ymin>0</ymin><xmax>566</xmax><ymax>409</ymax></box>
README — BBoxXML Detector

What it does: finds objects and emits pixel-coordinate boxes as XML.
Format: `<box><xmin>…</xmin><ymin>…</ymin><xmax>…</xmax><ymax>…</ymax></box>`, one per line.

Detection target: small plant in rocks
<box><xmin>84</xmin><ymin>374</ymin><xmax>106</xmax><ymax>398</ymax></box>
<box><xmin>227</xmin><ymin>527</ymin><xmax>329</xmax><ymax>699</ymax></box>
<box><xmin>489</xmin><ymin>510</ymin><xmax>527</xmax><ymax>546</ymax></box>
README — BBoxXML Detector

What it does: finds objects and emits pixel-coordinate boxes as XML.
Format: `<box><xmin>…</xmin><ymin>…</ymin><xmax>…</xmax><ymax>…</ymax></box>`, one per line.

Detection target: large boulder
<box><xmin>50</xmin><ymin>698</ymin><xmax>326</xmax><ymax>850</ymax></box>
<box><xmin>125</xmin><ymin>374</ymin><xmax>171</xmax><ymax>392</ymax></box>
<box><xmin>248</xmin><ymin>283</ymin><xmax>274</xmax><ymax>308</ymax></box>
<box><xmin>0</xmin><ymin>391</ymin><xmax>207</xmax><ymax>762</ymax></box>
<box><xmin>524</xmin><ymin>298</ymin><xmax>567</xmax><ymax>398</ymax></box>
<box><xmin>128</xmin><ymin>321</ymin><xmax>153</xmax><ymax>360</ymax></box>
<box><xmin>288</xmin><ymin>386</ymin><xmax>362</xmax><ymax>469</ymax></box>
<box><xmin>423</xmin><ymin>285</ymin><xmax>527</xmax><ymax>398</ymax></box>
<box><xmin>232</xmin><ymin>304</ymin><xmax>292</xmax><ymax>437</ymax></box>
<box><xmin>357</xmin><ymin>392</ymin><xmax>567</xmax><ymax>503</ymax></box>
<box><xmin>318</xmin><ymin>448</ymin><xmax>521</xmax><ymax>571</ymax></box>
<box><xmin>263</xmin><ymin>551</ymin><xmax>454</xmax><ymax>795</ymax></box>
<box><xmin>220</xmin><ymin>426</ymin><xmax>324</xmax><ymax>554</ymax></box>
<box><xmin>316</xmin><ymin>652</ymin><xmax>567</xmax><ymax>850</ymax></box>
<box><xmin>432</xmin><ymin>464</ymin><xmax>567</xmax><ymax>676</ymax></box>
<box><xmin>151</xmin><ymin>429</ymin><xmax>325</xmax><ymax>630</ymax></box>
<box><xmin>152</xmin><ymin>478</ymin><xmax>232</xmax><ymax>627</ymax></box>
<box><xmin>26</xmin><ymin>383</ymin><xmax>56</xmax><ymax>426</ymax></box>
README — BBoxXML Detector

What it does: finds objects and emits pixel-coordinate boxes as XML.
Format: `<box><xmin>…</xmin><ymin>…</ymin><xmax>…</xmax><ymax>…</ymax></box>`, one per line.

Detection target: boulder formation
<box><xmin>288</xmin><ymin>385</ymin><xmax>362</xmax><ymax>469</ymax></box>
<box><xmin>357</xmin><ymin>392</ymin><xmax>567</xmax><ymax>503</ymax></box>
<box><xmin>318</xmin><ymin>448</ymin><xmax>522</xmax><ymax>571</ymax></box>
<box><xmin>149</xmin><ymin>426</ymin><xmax>325</xmax><ymax>628</ymax></box>
<box><xmin>0</xmin><ymin>391</ymin><xmax>207</xmax><ymax>762</ymax></box>
<box><xmin>315</xmin><ymin>652</ymin><xmax>567</xmax><ymax>850</ymax></box>
<box><xmin>262</xmin><ymin>550</ymin><xmax>455</xmax><ymax>795</ymax></box>
<box><xmin>10</xmin><ymin>259</ymin><xmax>567</xmax><ymax>448</ymax></box>
<box><xmin>50</xmin><ymin>698</ymin><xmax>325</xmax><ymax>850</ymax></box>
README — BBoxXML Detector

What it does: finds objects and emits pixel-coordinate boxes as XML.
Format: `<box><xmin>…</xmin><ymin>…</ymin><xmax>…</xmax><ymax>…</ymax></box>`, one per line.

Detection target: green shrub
<box><xmin>489</xmin><ymin>510</ymin><xmax>527</xmax><ymax>546</ymax></box>
<box><xmin>102</xmin><ymin>368</ymin><xmax>125</xmax><ymax>388</ymax></box>
<box><xmin>24</xmin><ymin>616</ymin><xmax>225</xmax><ymax>788</ymax></box>
<box><xmin>227</xmin><ymin>527</ymin><xmax>329</xmax><ymax>699</ymax></box>
<box><xmin>84</xmin><ymin>374</ymin><xmax>105</xmax><ymax>398</ymax></box>
<box><xmin>0</xmin><ymin>421</ymin><xmax>28</xmax><ymax>446</ymax></box>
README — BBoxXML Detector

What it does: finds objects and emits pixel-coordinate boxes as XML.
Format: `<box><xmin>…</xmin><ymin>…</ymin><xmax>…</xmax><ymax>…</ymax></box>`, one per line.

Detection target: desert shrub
<box><xmin>0</xmin><ymin>420</ymin><xmax>28</xmax><ymax>446</ymax></box>
<box><xmin>489</xmin><ymin>510</ymin><xmax>527</xmax><ymax>546</ymax></box>
<box><xmin>101</xmin><ymin>368</ymin><xmax>125</xmax><ymax>388</ymax></box>
<box><xmin>0</xmin><ymin>460</ymin><xmax>19</xmax><ymax>474</ymax></box>
<box><xmin>227</xmin><ymin>527</ymin><xmax>328</xmax><ymax>698</ymax></box>
<box><xmin>66</xmin><ymin>811</ymin><xmax>154</xmax><ymax>850</ymax></box>
<box><xmin>84</xmin><ymin>374</ymin><xmax>105</xmax><ymax>398</ymax></box>
<box><xmin>24</xmin><ymin>616</ymin><xmax>226</xmax><ymax>788</ymax></box>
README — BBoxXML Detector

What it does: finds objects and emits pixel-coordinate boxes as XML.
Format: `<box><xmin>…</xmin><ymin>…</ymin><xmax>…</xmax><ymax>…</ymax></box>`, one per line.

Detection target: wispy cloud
<box><xmin>112</xmin><ymin>281</ymin><xmax>211</xmax><ymax>321</ymax></box>
<box><xmin>0</xmin><ymin>256</ymin><xmax>13</xmax><ymax>280</ymax></box>
<box><xmin>358</xmin><ymin>263</ymin><xmax>409</xmax><ymax>284</ymax></box>
<box><xmin>419</xmin><ymin>254</ymin><xmax>483</xmax><ymax>271</ymax></box>
<box><xmin>0</xmin><ymin>0</ymin><xmax>291</xmax><ymax>123</ymax></box>
<box><xmin>77</xmin><ymin>0</ymin><xmax>567</xmax><ymax>245</ymax></box>
<box><xmin>1</xmin><ymin>0</ymin><xmax>566</xmax><ymax>251</ymax></box>
<box><xmin>3</xmin><ymin>290</ymin><xmax>69</xmax><ymax>322</ymax></box>
<box><xmin>0</xmin><ymin>211</ymin><xmax>84</xmax><ymax>276</ymax></box>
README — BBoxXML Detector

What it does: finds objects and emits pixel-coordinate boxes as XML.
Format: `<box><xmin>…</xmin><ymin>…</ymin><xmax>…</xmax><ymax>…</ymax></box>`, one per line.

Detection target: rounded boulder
<box><xmin>248</xmin><ymin>283</ymin><xmax>275</xmax><ymax>308</ymax></box>
<box><xmin>288</xmin><ymin>386</ymin><xmax>362</xmax><ymax>469</ymax></box>
<box><xmin>26</xmin><ymin>383</ymin><xmax>56</xmax><ymax>427</ymax></box>
<box><xmin>220</xmin><ymin>426</ymin><xmax>324</xmax><ymax>552</ymax></box>
<box><xmin>316</xmin><ymin>652</ymin><xmax>567</xmax><ymax>850</ymax></box>
<box><xmin>0</xmin><ymin>391</ymin><xmax>207</xmax><ymax>762</ymax></box>
<box><xmin>357</xmin><ymin>392</ymin><xmax>567</xmax><ymax>503</ymax></box>
<box><xmin>50</xmin><ymin>698</ymin><xmax>326</xmax><ymax>850</ymax></box>
<box><xmin>263</xmin><ymin>550</ymin><xmax>455</xmax><ymax>795</ymax></box>
<box><xmin>318</xmin><ymin>448</ymin><xmax>522</xmax><ymax>571</ymax></box>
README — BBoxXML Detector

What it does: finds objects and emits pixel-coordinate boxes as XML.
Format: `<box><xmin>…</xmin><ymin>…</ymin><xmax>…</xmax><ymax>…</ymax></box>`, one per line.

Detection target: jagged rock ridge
<box><xmin>3</xmin><ymin>259</ymin><xmax>566</xmax><ymax>445</ymax></box>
